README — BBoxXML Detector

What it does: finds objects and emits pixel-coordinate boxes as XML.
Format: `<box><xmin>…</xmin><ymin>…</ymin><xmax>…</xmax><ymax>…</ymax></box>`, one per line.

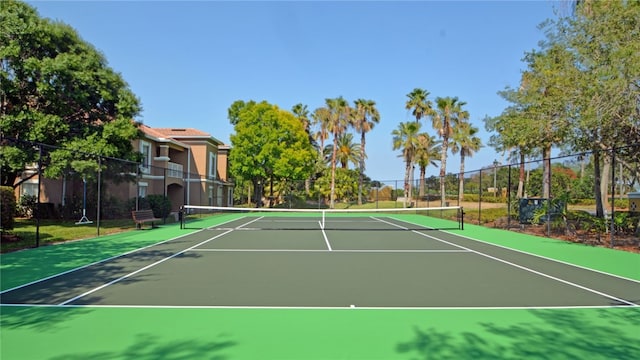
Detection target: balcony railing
<box><xmin>167</xmin><ymin>162</ymin><xmax>183</xmax><ymax>179</ymax></box>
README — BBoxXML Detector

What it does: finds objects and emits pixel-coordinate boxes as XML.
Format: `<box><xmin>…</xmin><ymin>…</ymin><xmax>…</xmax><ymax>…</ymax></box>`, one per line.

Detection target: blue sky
<box><xmin>28</xmin><ymin>0</ymin><xmax>564</xmax><ymax>184</ymax></box>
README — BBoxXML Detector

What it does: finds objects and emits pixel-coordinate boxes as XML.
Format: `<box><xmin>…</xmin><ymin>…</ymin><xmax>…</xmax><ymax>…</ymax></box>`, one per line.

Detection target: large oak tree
<box><xmin>1</xmin><ymin>0</ymin><xmax>142</xmax><ymax>187</ymax></box>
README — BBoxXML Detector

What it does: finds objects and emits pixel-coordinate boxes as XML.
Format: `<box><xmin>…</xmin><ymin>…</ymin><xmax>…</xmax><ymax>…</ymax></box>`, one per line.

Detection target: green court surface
<box><xmin>1</xmin><ymin>213</ymin><xmax>639</xmax><ymax>359</ymax></box>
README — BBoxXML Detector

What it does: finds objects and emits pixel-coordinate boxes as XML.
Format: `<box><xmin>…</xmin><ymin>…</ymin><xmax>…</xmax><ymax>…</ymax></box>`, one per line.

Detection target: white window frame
<box><xmin>209</xmin><ymin>151</ymin><xmax>217</xmax><ymax>180</ymax></box>
<box><xmin>138</xmin><ymin>181</ymin><xmax>148</xmax><ymax>198</ymax></box>
<box><xmin>140</xmin><ymin>141</ymin><xmax>152</xmax><ymax>174</ymax></box>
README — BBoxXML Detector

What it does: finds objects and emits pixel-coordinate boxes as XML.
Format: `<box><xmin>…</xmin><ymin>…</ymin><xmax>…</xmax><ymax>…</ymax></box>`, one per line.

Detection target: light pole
<box><xmin>493</xmin><ymin>159</ymin><xmax>499</xmax><ymax>198</ymax></box>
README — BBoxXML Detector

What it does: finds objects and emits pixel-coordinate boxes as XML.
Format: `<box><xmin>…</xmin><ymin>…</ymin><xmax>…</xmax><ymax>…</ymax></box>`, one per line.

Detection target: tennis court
<box><xmin>1</xmin><ymin>206</ymin><xmax>639</xmax><ymax>359</ymax></box>
<box><xmin>2</xmin><ymin>206</ymin><xmax>637</xmax><ymax>308</ymax></box>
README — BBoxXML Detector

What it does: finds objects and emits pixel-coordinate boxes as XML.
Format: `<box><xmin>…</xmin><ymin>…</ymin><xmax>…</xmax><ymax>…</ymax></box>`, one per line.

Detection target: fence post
<box><xmin>97</xmin><ymin>156</ymin><xmax>101</xmax><ymax>237</ymax></box>
<box><xmin>547</xmin><ymin>156</ymin><xmax>551</xmax><ymax>237</ymax></box>
<box><xmin>35</xmin><ymin>144</ymin><xmax>42</xmax><ymax>248</ymax></box>
<box><xmin>507</xmin><ymin>164</ymin><xmax>512</xmax><ymax>229</ymax></box>
<box><xmin>610</xmin><ymin>147</ymin><xmax>616</xmax><ymax>248</ymax></box>
<box><xmin>478</xmin><ymin>169</ymin><xmax>482</xmax><ymax>225</ymax></box>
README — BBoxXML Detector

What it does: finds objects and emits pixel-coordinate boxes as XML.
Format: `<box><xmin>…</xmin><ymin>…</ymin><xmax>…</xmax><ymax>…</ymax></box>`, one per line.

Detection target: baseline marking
<box><xmin>188</xmin><ymin>248</ymin><xmax>469</xmax><ymax>253</ymax></box>
<box><xmin>1</xmin><ymin>303</ymin><xmax>631</xmax><ymax>310</ymax></box>
<box><xmin>57</xmin><ymin>217</ymin><xmax>264</xmax><ymax>306</ymax></box>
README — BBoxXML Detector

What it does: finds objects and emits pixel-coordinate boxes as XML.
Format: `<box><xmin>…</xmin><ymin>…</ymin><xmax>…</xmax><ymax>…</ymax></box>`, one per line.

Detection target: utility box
<box><xmin>518</xmin><ymin>198</ymin><xmax>564</xmax><ymax>224</ymax></box>
<box><xmin>629</xmin><ymin>192</ymin><xmax>640</xmax><ymax>213</ymax></box>
<box><xmin>519</xmin><ymin>198</ymin><xmax>546</xmax><ymax>224</ymax></box>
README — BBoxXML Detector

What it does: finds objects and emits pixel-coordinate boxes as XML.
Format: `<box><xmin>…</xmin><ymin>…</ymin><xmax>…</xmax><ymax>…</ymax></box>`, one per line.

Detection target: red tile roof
<box><xmin>153</xmin><ymin>128</ymin><xmax>211</xmax><ymax>137</ymax></box>
<box><xmin>138</xmin><ymin>124</ymin><xmax>225</xmax><ymax>146</ymax></box>
<box><xmin>138</xmin><ymin>124</ymin><xmax>167</xmax><ymax>139</ymax></box>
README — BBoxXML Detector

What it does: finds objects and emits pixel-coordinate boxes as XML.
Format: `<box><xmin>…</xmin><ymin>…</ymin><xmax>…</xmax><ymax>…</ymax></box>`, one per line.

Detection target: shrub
<box><xmin>142</xmin><ymin>195</ymin><xmax>172</xmax><ymax>219</ymax></box>
<box><xmin>17</xmin><ymin>194</ymin><xmax>37</xmax><ymax>218</ymax></box>
<box><xmin>462</xmin><ymin>193</ymin><xmax>508</xmax><ymax>203</ymax></box>
<box><xmin>1</xmin><ymin>186</ymin><xmax>16</xmax><ymax>231</ymax></box>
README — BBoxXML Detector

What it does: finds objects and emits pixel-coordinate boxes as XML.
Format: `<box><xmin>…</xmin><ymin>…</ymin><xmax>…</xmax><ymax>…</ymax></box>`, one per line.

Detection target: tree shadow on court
<box><xmin>47</xmin><ymin>333</ymin><xmax>237</xmax><ymax>360</ymax></box>
<box><xmin>1</xmin><ymin>247</ymin><xmax>203</xmax><ymax>305</ymax></box>
<box><xmin>396</xmin><ymin>309</ymin><xmax>640</xmax><ymax>359</ymax></box>
<box><xmin>1</xmin><ymin>228</ymin><xmax>203</xmax><ymax>291</ymax></box>
<box><xmin>0</xmin><ymin>305</ymin><xmax>93</xmax><ymax>331</ymax></box>
<box><xmin>1</xmin><ymin>307</ymin><xmax>237</xmax><ymax>359</ymax></box>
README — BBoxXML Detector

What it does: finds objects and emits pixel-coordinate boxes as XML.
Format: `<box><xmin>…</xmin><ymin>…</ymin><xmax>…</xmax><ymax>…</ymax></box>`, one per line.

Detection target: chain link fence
<box><xmin>1</xmin><ymin>137</ymin><xmax>230</xmax><ymax>249</ymax></box>
<box><xmin>1</xmin><ymin>137</ymin><xmax>638</xmax><ymax>250</ymax></box>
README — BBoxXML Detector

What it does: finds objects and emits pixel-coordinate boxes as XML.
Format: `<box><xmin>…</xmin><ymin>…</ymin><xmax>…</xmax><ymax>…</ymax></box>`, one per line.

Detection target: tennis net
<box><xmin>180</xmin><ymin>205</ymin><xmax>464</xmax><ymax>231</ymax></box>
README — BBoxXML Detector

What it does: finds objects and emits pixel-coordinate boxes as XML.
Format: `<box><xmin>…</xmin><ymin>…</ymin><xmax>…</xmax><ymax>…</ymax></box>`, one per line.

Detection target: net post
<box><xmin>460</xmin><ymin>207</ymin><xmax>464</xmax><ymax>230</ymax></box>
<box><xmin>179</xmin><ymin>206</ymin><xmax>184</xmax><ymax>229</ymax></box>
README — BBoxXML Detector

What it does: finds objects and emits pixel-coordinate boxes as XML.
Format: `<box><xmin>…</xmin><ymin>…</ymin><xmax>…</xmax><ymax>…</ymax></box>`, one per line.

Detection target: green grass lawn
<box><xmin>1</xmin><ymin>218</ymin><xmax>147</xmax><ymax>253</ymax></box>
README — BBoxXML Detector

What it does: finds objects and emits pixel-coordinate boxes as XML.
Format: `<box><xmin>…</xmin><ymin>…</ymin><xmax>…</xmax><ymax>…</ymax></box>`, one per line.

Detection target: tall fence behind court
<box><xmin>1</xmin><ymin>137</ymin><xmax>638</xmax><ymax>250</ymax></box>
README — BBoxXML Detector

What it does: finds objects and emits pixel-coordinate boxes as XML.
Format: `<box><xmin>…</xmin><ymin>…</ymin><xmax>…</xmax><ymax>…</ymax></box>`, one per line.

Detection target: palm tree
<box><xmin>292</xmin><ymin>103</ymin><xmax>311</xmax><ymax>132</ymax></box>
<box><xmin>392</xmin><ymin>121</ymin><xmax>422</xmax><ymax>207</ymax></box>
<box><xmin>353</xmin><ymin>99</ymin><xmax>380</xmax><ymax>205</ymax></box>
<box><xmin>432</xmin><ymin>96</ymin><xmax>469</xmax><ymax>206</ymax></box>
<box><xmin>312</xmin><ymin>107</ymin><xmax>330</xmax><ymax>152</ymax></box>
<box><xmin>292</xmin><ymin>103</ymin><xmax>316</xmax><ymax>195</ymax></box>
<box><xmin>450</xmin><ymin>122</ymin><xmax>482</xmax><ymax>203</ymax></box>
<box><xmin>415</xmin><ymin>133</ymin><xmax>441</xmax><ymax>198</ymax></box>
<box><xmin>325</xmin><ymin>96</ymin><xmax>351</xmax><ymax>208</ymax></box>
<box><xmin>324</xmin><ymin>133</ymin><xmax>361</xmax><ymax>169</ymax></box>
<box><xmin>405</xmin><ymin>88</ymin><xmax>434</xmax><ymax>123</ymax></box>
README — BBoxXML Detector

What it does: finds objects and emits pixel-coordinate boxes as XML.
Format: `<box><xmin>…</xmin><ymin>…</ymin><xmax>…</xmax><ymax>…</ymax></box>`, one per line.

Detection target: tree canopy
<box><xmin>485</xmin><ymin>0</ymin><xmax>640</xmax><ymax>216</ymax></box>
<box><xmin>0</xmin><ymin>0</ymin><xmax>142</xmax><ymax>186</ymax></box>
<box><xmin>228</xmin><ymin>100</ymin><xmax>316</xmax><ymax>205</ymax></box>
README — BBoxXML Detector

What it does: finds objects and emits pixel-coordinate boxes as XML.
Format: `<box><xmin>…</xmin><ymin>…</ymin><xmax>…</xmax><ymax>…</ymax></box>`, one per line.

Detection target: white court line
<box><xmin>188</xmin><ymin>248</ymin><xmax>469</xmax><ymax>253</ymax></box>
<box><xmin>384</xmin><ymin>215</ymin><xmax>640</xmax><ymax>288</ymax></box>
<box><xmin>320</xmin><ymin>221</ymin><xmax>332</xmax><ymax>251</ymax></box>
<box><xmin>56</xmin><ymin>217</ymin><xmax>263</xmax><ymax>306</ymax></box>
<box><xmin>1</xmin><ymin>303</ymin><xmax>634</xmax><ymax>310</ymax></box>
<box><xmin>389</xmin><ymin>215</ymin><xmax>640</xmax><ymax>285</ymax></box>
<box><xmin>374</xmin><ymin>217</ymin><xmax>638</xmax><ymax>307</ymax></box>
<box><xmin>441</xmin><ymin>227</ymin><xmax>640</xmax><ymax>285</ymax></box>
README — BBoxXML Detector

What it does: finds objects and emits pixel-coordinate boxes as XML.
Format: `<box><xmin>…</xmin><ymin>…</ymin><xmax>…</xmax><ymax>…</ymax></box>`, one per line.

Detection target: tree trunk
<box><xmin>542</xmin><ymin>145</ymin><xmax>551</xmax><ymax>199</ymax></box>
<box><xmin>330</xmin><ymin>134</ymin><xmax>338</xmax><ymax>209</ymax></box>
<box><xmin>458</xmin><ymin>153</ymin><xmax>465</xmax><ymax>203</ymax></box>
<box><xmin>518</xmin><ymin>152</ymin><xmax>525</xmax><ymax>198</ymax></box>
<box><xmin>440</xmin><ymin>137</ymin><xmax>448</xmax><ymax>206</ymax></box>
<box><xmin>404</xmin><ymin>159</ymin><xmax>412</xmax><ymax>208</ymax></box>
<box><xmin>419</xmin><ymin>165</ymin><xmax>426</xmax><ymax>198</ymax></box>
<box><xmin>358</xmin><ymin>131</ymin><xmax>366</xmax><ymax>206</ymax></box>
<box><xmin>593</xmin><ymin>150</ymin><xmax>604</xmax><ymax>218</ymax></box>
<box><xmin>600</xmin><ymin>153</ymin><xmax>611</xmax><ymax>212</ymax></box>
<box><xmin>268</xmin><ymin>176</ymin><xmax>274</xmax><ymax>208</ymax></box>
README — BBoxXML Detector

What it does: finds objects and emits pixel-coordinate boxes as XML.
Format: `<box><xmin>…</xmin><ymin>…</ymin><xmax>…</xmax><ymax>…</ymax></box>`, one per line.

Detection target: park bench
<box><xmin>131</xmin><ymin>209</ymin><xmax>161</xmax><ymax>229</ymax></box>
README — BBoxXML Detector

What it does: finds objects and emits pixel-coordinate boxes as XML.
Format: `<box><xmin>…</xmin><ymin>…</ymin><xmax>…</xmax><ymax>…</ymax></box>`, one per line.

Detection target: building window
<box><xmin>227</xmin><ymin>187</ymin><xmax>233</xmax><ymax>207</ymax></box>
<box><xmin>208</xmin><ymin>186</ymin><xmax>214</xmax><ymax>206</ymax></box>
<box><xmin>209</xmin><ymin>152</ymin><xmax>217</xmax><ymax>180</ymax></box>
<box><xmin>140</xmin><ymin>141</ymin><xmax>152</xmax><ymax>174</ymax></box>
<box><xmin>138</xmin><ymin>182</ymin><xmax>148</xmax><ymax>198</ymax></box>
<box><xmin>21</xmin><ymin>182</ymin><xmax>39</xmax><ymax>197</ymax></box>
<box><xmin>216</xmin><ymin>186</ymin><xmax>223</xmax><ymax>206</ymax></box>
